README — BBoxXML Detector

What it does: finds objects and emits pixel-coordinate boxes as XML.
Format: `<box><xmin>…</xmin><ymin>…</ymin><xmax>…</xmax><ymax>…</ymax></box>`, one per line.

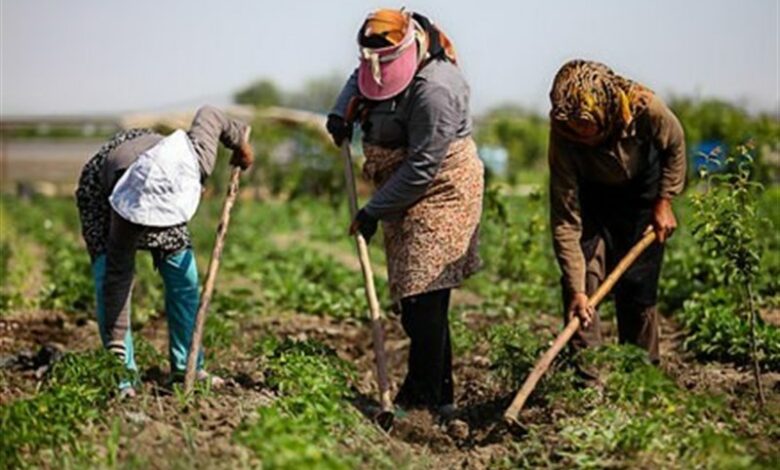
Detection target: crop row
<box><xmin>2</xmin><ymin>180</ymin><xmax>779</xmax><ymax>370</ymax></box>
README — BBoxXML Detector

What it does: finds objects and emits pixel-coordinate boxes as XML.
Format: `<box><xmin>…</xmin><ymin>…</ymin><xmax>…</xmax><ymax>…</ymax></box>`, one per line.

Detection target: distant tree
<box><xmin>234</xmin><ymin>79</ymin><xmax>283</xmax><ymax>108</ymax></box>
<box><xmin>475</xmin><ymin>106</ymin><xmax>549</xmax><ymax>183</ymax></box>
<box><xmin>670</xmin><ymin>98</ymin><xmax>780</xmax><ymax>182</ymax></box>
<box><xmin>285</xmin><ymin>74</ymin><xmax>345</xmax><ymax>114</ymax></box>
<box><xmin>670</xmin><ymin>98</ymin><xmax>751</xmax><ymax>145</ymax></box>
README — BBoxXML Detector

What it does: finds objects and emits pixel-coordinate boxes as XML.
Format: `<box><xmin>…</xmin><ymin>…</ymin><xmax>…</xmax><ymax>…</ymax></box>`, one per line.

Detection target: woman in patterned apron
<box><xmin>76</xmin><ymin>106</ymin><xmax>253</xmax><ymax>397</ymax></box>
<box><xmin>327</xmin><ymin>9</ymin><xmax>484</xmax><ymax>414</ymax></box>
<box><xmin>548</xmin><ymin>60</ymin><xmax>686</xmax><ymax>365</ymax></box>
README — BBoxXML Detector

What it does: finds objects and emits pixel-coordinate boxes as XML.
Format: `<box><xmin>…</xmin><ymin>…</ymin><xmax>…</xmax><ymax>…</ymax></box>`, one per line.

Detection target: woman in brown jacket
<box><xmin>327</xmin><ymin>9</ymin><xmax>484</xmax><ymax>413</ymax></box>
<box><xmin>548</xmin><ymin>60</ymin><xmax>686</xmax><ymax>364</ymax></box>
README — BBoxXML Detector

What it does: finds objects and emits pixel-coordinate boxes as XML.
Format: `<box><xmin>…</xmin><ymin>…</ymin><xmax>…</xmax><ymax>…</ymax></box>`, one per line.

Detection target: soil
<box><xmin>2</xmin><ymin>300</ymin><xmax>778</xmax><ymax>468</ymax></box>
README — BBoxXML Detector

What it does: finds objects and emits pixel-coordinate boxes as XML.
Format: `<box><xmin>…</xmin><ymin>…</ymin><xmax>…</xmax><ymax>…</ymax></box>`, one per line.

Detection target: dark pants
<box><xmin>395</xmin><ymin>289</ymin><xmax>454</xmax><ymax>408</ymax></box>
<box><xmin>568</xmin><ymin>148</ymin><xmax>665</xmax><ymax>363</ymax></box>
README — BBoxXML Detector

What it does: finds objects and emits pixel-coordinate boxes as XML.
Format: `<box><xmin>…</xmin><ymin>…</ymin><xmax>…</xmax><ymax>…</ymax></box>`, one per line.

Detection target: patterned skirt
<box><xmin>363</xmin><ymin>137</ymin><xmax>484</xmax><ymax>302</ymax></box>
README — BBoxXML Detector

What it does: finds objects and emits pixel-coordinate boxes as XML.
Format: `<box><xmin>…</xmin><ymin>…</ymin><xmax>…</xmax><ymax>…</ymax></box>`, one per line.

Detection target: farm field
<box><xmin>1</xmin><ymin>181</ymin><xmax>779</xmax><ymax>469</ymax></box>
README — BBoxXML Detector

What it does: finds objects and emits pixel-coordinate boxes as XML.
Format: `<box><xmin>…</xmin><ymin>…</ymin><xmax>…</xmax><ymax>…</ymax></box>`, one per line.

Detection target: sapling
<box><xmin>691</xmin><ymin>144</ymin><xmax>767</xmax><ymax>405</ymax></box>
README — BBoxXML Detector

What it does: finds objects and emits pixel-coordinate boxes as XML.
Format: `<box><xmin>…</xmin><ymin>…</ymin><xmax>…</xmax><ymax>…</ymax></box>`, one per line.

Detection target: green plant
<box><xmin>0</xmin><ymin>197</ymin><xmax>164</xmax><ymax>318</ymax></box>
<box><xmin>0</xmin><ymin>350</ymin><xmax>128</xmax><ymax>467</ymax></box>
<box><xmin>217</xmin><ymin>204</ymin><xmax>388</xmax><ymax>318</ymax></box>
<box><xmin>0</xmin><ymin>205</ymin><xmax>39</xmax><ymax>313</ymax></box>
<box><xmin>449</xmin><ymin>306</ymin><xmax>478</xmax><ymax>355</ymax></box>
<box><xmin>508</xmin><ymin>345</ymin><xmax>767</xmax><ymax>469</ymax></box>
<box><xmin>488</xmin><ymin>322</ymin><xmax>543</xmax><ymax>387</ymax></box>
<box><xmin>691</xmin><ymin>145</ymin><xmax>771</xmax><ymax>403</ymax></box>
<box><xmin>488</xmin><ymin>319</ymin><xmax>578</xmax><ymax>406</ymax></box>
<box><xmin>678</xmin><ymin>288</ymin><xmax>780</xmax><ymax>370</ymax></box>
<box><xmin>469</xmin><ymin>185</ymin><xmax>559</xmax><ymax>314</ymax></box>
<box><xmin>236</xmin><ymin>338</ymin><xmax>361</xmax><ymax>469</ymax></box>
<box><xmin>106</xmin><ymin>416</ymin><xmax>122</xmax><ymax>467</ymax></box>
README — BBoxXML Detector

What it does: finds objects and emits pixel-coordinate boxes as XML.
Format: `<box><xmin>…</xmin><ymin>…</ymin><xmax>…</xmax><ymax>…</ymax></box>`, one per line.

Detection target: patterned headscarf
<box><xmin>549</xmin><ymin>59</ymin><xmax>653</xmax><ymax>145</ymax></box>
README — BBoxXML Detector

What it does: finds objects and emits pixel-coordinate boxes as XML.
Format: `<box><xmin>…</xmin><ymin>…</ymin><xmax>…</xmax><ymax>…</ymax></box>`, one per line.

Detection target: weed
<box><xmin>488</xmin><ymin>319</ymin><xmax>579</xmax><ymax>407</ymax></box>
<box><xmin>0</xmin><ymin>350</ymin><xmax>127</xmax><ymax>467</ymax></box>
<box><xmin>488</xmin><ymin>322</ymin><xmax>544</xmax><ymax>387</ymax></box>
<box><xmin>449</xmin><ymin>306</ymin><xmax>478</xmax><ymax>355</ymax></box>
<box><xmin>237</xmin><ymin>338</ymin><xmax>361</xmax><ymax>469</ymax></box>
<box><xmin>509</xmin><ymin>345</ymin><xmax>767</xmax><ymax>469</ymax></box>
<box><xmin>679</xmin><ymin>288</ymin><xmax>780</xmax><ymax>370</ymax></box>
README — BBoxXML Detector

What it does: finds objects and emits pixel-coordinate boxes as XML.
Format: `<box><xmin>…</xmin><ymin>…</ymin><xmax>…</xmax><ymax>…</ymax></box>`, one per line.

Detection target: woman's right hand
<box><xmin>568</xmin><ymin>292</ymin><xmax>594</xmax><ymax>328</ymax></box>
<box><xmin>349</xmin><ymin>208</ymin><xmax>378</xmax><ymax>243</ymax></box>
<box><xmin>326</xmin><ymin>114</ymin><xmax>353</xmax><ymax>146</ymax></box>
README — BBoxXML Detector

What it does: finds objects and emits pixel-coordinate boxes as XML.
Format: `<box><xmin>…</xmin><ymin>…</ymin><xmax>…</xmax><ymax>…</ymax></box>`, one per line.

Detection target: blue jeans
<box><xmin>92</xmin><ymin>249</ymin><xmax>203</xmax><ymax>383</ymax></box>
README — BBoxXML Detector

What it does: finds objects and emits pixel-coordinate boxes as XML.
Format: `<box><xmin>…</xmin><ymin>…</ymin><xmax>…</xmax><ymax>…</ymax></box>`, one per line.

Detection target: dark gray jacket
<box><xmin>331</xmin><ymin>59</ymin><xmax>473</xmax><ymax>220</ymax></box>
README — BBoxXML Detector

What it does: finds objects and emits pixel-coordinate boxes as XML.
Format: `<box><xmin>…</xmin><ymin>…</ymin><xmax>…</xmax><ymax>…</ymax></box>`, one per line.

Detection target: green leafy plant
<box><xmin>690</xmin><ymin>145</ymin><xmax>770</xmax><ymax>404</ymax></box>
<box><xmin>678</xmin><ymin>287</ymin><xmax>780</xmax><ymax>370</ymax></box>
<box><xmin>488</xmin><ymin>322</ymin><xmax>544</xmax><ymax>387</ymax></box>
<box><xmin>508</xmin><ymin>345</ymin><xmax>765</xmax><ymax>469</ymax></box>
<box><xmin>236</xmin><ymin>338</ymin><xmax>361</xmax><ymax>469</ymax></box>
<box><xmin>0</xmin><ymin>350</ymin><xmax>128</xmax><ymax>467</ymax></box>
<box><xmin>0</xmin><ymin>197</ymin><xmax>163</xmax><ymax>318</ymax></box>
<box><xmin>471</xmin><ymin>185</ymin><xmax>559</xmax><ymax>314</ymax></box>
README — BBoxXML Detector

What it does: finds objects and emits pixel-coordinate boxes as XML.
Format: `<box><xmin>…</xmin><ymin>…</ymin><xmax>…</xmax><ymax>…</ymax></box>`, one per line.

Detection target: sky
<box><xmin>1</xmin><ymin>0</ymin><xmax>778</xmax><ymax>116</ymax></box>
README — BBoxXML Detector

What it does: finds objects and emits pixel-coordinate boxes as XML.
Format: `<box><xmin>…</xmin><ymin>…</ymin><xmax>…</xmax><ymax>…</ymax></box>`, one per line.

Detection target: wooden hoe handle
<box><xmin>341</xmin><ymin>141</ymin><xmax>394</xmax><ymax>415</ymax></box>
<box><xmin>184</xmin><ymin>167</ymin><xmax>242</xmax><ymax>393</ymax></box>
<box><xmin>503</xmin><ymin>230</ymin><xmax>657</xmax><ymax>424</ymax></box>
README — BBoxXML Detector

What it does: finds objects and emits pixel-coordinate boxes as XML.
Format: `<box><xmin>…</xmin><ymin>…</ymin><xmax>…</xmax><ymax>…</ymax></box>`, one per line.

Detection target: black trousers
<box><xmin>395</xmin><ymin>289</ymin><xmax>454</xmax><ymax>408</ymax></box>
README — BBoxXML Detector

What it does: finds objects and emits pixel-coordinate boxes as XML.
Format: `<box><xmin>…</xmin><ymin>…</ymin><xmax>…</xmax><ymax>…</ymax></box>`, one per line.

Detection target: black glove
<box><xmin>350</xmin><ymin>208</ymin><xmax>378</xmax><ymax>243</ymax></box>
<box><xmin>326</xmin><ymin>114</ymin><xmax>353</xmax><ymax>146</ymax></box>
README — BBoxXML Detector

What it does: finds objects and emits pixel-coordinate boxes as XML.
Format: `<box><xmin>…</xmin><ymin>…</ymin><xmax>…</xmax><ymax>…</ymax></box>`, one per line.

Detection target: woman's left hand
<box><xmin>349</xmin><ymin>208</ymin><xmax>378</xmax><ymax>243</ymax></box>
<box><xmin>652</xmin><ymin>198</ymin><xmax>677</xmax><ymax>243</ymax></box>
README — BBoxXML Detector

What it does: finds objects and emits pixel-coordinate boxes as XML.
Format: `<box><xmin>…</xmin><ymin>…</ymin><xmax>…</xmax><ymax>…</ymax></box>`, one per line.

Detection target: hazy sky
<box><xmin>1</xmin><ymin>0</ymin><xmax>778</xmax><ymax>116</ymax></box>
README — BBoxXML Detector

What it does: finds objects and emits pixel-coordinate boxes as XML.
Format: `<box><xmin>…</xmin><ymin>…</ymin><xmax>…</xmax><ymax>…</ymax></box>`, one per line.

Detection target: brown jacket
<box><xmin>549</xmin><ymin>95</ymin><xmax>686</xmax><ymax>294</ymax></box>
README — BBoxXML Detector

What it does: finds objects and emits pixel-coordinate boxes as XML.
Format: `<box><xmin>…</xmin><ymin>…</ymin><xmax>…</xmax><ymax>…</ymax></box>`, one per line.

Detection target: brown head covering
<box><xmin>549</xmin><ymin>59</ymin><xmax>653</xmax><ymax>145</ymax></box>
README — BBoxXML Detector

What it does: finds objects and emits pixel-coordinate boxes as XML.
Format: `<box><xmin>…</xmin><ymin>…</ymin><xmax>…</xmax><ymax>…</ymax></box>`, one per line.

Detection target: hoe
<box><xmin>503</xmin><ymin>230</ymin><xmax>657</xmax><ymax>426</ymax></box>
<box><xmin>184</xmin><ymin>165</ymin><xmax>243</xmax><ymax>393</ymax></box>
<box><xmin>340</xmin><ymin>136</ymin><xmax>395</xmax><ymax>431</ymax></box>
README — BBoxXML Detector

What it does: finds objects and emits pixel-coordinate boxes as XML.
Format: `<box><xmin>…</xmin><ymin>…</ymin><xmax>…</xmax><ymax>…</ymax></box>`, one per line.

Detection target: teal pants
<box><xmin>92</xmin><ymin>249</ymin><xmax>204</xmax><ymax>380</ymax></box>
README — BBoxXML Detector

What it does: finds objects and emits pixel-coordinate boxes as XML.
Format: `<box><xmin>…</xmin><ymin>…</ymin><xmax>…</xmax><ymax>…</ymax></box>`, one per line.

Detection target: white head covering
<box><xmin>109</xmin><ymin>130</ymin><xmax>202</xmax><ymax>227</ymax></box>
